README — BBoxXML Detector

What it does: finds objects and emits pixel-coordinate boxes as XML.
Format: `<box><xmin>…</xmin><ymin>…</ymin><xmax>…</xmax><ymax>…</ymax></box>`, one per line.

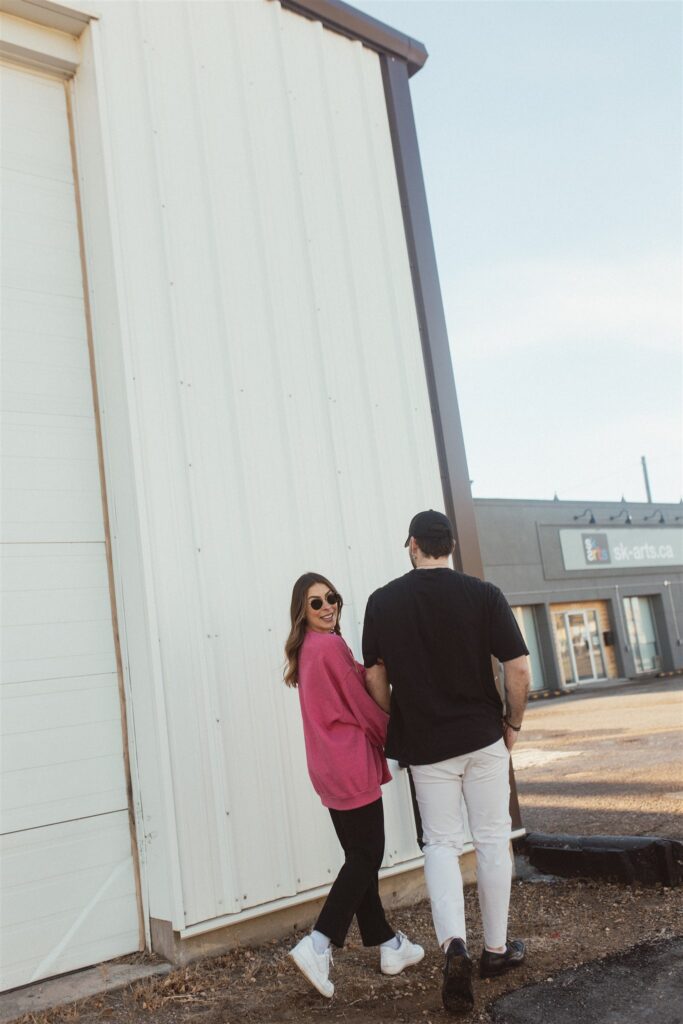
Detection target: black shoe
<box><xmin>479</xmin><ymin>939</ymin><xmax>526</xmax><ymax>978</ymax></box>
<box><xmin>442</xmin><ymin>938</ymin><xmax>474</xmax><ymax>1016</ymax></box>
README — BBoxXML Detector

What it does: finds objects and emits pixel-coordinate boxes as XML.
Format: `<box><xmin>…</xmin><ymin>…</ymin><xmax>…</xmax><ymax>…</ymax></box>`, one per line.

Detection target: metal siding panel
<box><xmin>79</xmin><ymin>0</ymin><xmax>445</xmax><ymax>929</ymax></box>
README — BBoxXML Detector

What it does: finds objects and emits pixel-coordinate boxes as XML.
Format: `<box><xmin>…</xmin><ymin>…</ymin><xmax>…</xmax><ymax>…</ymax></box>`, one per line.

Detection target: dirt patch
<box><xmin>11</xmin><ymin>877</ymin><xmax>682</xmax><ymax>1024</ymax></box>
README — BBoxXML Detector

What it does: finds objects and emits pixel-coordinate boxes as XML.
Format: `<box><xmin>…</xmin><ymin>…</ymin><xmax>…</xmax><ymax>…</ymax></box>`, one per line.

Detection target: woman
<box><xmin>284</xmin><ymin>572</ymin><xmax>424</xmax><ymax>999</ymax></box>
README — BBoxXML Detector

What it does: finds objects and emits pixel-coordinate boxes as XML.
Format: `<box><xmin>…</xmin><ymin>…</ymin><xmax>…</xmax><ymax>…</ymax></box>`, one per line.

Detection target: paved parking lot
<box><xmin>513</xmin><ymin>677</ymin><xmax>683</xmax><ymax>840</ymax></box>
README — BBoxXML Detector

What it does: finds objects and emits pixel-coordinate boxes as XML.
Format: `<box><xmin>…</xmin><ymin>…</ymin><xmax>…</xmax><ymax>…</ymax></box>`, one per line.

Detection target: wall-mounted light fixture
<box><xmin>609</xmin><ymin>508</ymin><xmax>632</xmax><ymax>524</ymax></box>
<box><xmin>643</xmin><ymin>509</ymin><xmax>666</xmax><ymax>524</ymax></box>
<box><xmin>573</xmin><ymin>508</ymin><xmax>596</xmax><ymax>524</ymax></box>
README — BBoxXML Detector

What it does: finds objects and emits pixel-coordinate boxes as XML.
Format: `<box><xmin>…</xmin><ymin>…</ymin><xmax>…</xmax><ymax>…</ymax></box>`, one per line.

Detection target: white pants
<box><xmin>410</xmin><ymin>738</ymin><xmax>512</xmax><ymax>950</ymax></box>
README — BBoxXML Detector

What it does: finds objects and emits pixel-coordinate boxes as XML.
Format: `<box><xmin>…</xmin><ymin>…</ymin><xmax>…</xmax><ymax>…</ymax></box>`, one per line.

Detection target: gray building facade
<box><xmin>474</xmin><ymin>499</ymin><xmax>683</xmax><ymax>693</ymax></box>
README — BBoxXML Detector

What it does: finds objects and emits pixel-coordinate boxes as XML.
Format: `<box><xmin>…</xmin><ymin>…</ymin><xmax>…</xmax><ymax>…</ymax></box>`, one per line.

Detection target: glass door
<box><xmin>623</xmin><ymin>596</ymin><xmax>662</xmax><ymax>673</ymax></box>
<box><xmin>567</xmin><ymin>612</ymin><xmax>594</xmax><ymax>680</ymax></box>
<box><xmin>554</xmin><ymin>610</ymin><xmax>608</xmax><ymax>684</ymax></box>
<box><xmin>585</xmin><ymin>609</ymin><xmax>607</xmax><ymax>678</ymax></box>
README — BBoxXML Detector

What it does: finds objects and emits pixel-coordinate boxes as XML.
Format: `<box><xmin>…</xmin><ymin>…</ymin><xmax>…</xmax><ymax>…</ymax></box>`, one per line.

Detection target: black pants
<box><xmin>314</xmin><ymin>797</ymin><xmax>395</xmax><ymax>948</ymax></box>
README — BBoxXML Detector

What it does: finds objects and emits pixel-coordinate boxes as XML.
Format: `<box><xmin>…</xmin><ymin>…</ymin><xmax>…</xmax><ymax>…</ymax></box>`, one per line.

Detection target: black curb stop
<box><xmin>522</xmin><ymin>833</ymin><xmax>683</xmax><ymax>886</ymax></box>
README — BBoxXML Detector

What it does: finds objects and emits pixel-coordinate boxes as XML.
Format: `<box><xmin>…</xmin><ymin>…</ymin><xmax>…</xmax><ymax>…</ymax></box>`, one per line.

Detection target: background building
<box><xmin>475</xmin><ymin>499</ymin><xmax>683</xmax><ymax>693</ymax></box>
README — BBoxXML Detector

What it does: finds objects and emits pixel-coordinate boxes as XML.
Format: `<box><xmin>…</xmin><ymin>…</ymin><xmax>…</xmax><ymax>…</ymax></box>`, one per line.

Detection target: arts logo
<box><xmin>582</xmin><ymin>533</ymin><xmax>611</xmax><ymax>565</ymax></box>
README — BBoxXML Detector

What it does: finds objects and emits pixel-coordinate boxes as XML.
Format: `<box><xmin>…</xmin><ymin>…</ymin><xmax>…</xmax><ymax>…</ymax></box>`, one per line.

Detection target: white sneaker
<box><xmin>288</xmin><ymin>934</ymin><xmax>334</xmax><ymax>998</ymax></box>
<box><xmin>380</xmin><ymin>931</ymin><xmax>425</xmax><ymax>976</ymax></box>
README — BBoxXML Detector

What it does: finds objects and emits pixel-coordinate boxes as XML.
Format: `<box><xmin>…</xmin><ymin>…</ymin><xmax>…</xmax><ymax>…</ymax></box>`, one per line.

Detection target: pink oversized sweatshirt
<box><xmin>297</xmin><ymin>630</ymin><xmax>392</xmax><ymax>811</ymax></box>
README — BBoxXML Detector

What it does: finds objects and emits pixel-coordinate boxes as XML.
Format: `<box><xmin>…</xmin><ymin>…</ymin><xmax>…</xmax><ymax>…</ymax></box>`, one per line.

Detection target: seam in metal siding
<box><xmin>83</xmin><ymin>0</ymin><xmax>444</xmax><ymax>929</ymax></box>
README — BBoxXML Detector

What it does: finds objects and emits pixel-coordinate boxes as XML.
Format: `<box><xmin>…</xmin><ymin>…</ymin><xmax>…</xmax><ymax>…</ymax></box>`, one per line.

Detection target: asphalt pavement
<box><xmin>514</xmin><ymin>676</ymin><xmax>683</xmax><ymax>840</ymax></box>
<box><xmin>492</xmin><ymin>936</ymin><xmax>683</xmax><ymax>1024</ymax></box>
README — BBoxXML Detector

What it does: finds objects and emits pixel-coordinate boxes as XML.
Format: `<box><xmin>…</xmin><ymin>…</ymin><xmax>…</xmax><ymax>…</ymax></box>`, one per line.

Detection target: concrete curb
<box><xmin>524</xmin><ymin>833</ymin><xmax>683</xmax><ymax>886</ymax></box>
<box><xmin>0</xmin><ymin>962</ymin><xmax>172</xmax><ymax>1024</ymax></box>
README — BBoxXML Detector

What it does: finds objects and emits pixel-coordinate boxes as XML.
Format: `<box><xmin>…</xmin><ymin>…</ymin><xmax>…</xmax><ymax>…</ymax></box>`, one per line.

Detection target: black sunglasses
<box><xmin>309</xmin><ymin>592</ymin><xmax>341</xmax><ymax>611</ymax></box>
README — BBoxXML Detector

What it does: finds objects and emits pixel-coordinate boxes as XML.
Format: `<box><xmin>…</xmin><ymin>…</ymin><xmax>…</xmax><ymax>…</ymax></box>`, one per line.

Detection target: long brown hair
<box><xmin>284</xmin><ymin>572</ymin><xmax>343</xmax><ymax>687</ymax></box>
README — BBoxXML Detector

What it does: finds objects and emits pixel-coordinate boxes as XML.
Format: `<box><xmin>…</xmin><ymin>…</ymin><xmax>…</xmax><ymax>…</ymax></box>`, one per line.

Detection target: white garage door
<box><xmin>0</xmin><ymin>61</ymin><xmax>141</xmax><ymax>991</ymax></box>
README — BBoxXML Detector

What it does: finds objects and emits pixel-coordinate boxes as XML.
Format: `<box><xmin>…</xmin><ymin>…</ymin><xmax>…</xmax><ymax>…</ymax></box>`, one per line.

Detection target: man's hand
<box><xmin>503</xmin><ymin>721</ymin><xmax>520</xmax><ymax>751</ymax></box>
<box><xmin>501</xmin><ymin>654</ymin><xmax>530</xmax><ymax>751</ymax></box>
<box><xmin>365</xmin><ymin>662</ymin><xmax>391</xmax><ymax>712</ymax></box>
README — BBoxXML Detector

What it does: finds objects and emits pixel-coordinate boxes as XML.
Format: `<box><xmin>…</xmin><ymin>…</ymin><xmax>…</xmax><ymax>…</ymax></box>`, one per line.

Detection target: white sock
<box><xmin>381</xmin><ymin>934</ymin><xmax>401</xmax><ymax>950</ymax></box>
<box><xmin>311</xmin><ymin>930</ymin><xmax>330</xmax><ymax>954</ymax></box>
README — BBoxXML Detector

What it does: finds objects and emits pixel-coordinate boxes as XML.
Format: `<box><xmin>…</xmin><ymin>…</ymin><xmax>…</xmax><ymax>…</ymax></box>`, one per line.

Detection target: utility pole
<box><xmin>641</xmin><ymin>455</ymin><xmax>653</xmax><ymax>503</ymax></box>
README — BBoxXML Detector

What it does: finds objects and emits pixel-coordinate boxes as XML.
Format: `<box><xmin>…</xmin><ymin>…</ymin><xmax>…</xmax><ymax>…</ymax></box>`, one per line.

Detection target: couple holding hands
<box><xmin>284</xmin><ymin>510</ymin><xmax>531</xmax><ymax>1015</ymax></box>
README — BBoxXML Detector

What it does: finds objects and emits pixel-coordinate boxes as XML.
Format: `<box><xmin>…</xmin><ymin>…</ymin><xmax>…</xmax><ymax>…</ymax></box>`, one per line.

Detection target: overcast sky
<box><xmin>355</xmin><ymin>0</ymin><xmax>682</xmax><ymax>505</ymax></box>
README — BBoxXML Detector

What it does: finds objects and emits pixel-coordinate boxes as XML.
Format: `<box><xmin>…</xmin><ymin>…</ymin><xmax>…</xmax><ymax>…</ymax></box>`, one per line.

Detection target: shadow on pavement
<box><xmin>491</xmin><ymin>936</ymin><xmax>683</xmax><ymax>1024</ymax></box>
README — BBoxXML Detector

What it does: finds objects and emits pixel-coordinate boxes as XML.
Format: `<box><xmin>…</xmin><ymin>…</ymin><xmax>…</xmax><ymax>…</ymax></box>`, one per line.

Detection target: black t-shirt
<box><xmin>362</xmin><ymin>568</ymin><xmax>529</xmax><ymax>765</ymax></box>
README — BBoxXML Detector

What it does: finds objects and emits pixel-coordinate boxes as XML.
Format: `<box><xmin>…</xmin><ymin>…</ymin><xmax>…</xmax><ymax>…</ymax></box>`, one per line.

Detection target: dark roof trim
<box><xmin>278</xmin><ymin>0</ymin><xmax>428</xmax><ymax>76</ymax></box>
<box><xmin>380</xmin><ymin>54</ymin><xmax>484</xmax><ymax>582</ymax></box>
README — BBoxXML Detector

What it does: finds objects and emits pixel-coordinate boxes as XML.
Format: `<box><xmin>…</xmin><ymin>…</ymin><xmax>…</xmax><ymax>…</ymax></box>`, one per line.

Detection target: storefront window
<box><xmin>623</xmin><ymin>596</ymin><xmax>662</xmax><ymax>673</ymax></box>
<box><xmin>511</xmin><ymin>606</ymin><xmax>546</xmax><ymax>691</ymax></box>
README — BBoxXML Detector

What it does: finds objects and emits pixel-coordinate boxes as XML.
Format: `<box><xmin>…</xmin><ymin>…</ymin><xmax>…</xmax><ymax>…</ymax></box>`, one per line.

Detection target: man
<box><xmin>363</xmin><ymin>510</ymin><xmax>530</xmax><ymax>1015</ymax></box>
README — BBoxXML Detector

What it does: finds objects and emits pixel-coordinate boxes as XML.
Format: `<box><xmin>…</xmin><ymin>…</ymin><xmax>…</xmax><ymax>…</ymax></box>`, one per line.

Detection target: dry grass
<box><xmin>11</xmin><ymin>876</ymin><xmax>683</xmax><ymax>1024</ymax></box>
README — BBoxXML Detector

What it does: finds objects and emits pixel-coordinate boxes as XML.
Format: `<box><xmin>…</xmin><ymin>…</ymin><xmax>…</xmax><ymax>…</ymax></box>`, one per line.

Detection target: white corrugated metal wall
<box><xmin>75</xmin><ymin>0</ymin><xmax>446</xmax><ymax>932</ymax></box>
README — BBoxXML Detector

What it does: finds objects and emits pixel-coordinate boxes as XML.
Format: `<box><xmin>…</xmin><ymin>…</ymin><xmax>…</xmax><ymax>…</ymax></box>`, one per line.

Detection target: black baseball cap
<box><xmin>404</xmin><ymin>509</ymin><xmax>453</xmax><ymax>547</ymax></box>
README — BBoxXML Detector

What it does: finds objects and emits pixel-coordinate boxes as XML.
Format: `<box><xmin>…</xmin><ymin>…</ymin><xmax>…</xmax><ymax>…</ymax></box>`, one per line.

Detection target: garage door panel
<box><xmin>2</xmin><ymin>418</ymin><xmax>97</xmax><ymax>463</ymax></box>
<box><xmin>2</xmin><ymin>759</ymin><xmax>129</xmax><ymax>834</ymax></box>
<box><xmin>2</xmin><ymin>673</ymin><xmax>119</xmax><ymax>731</ymax></box>
<box><xmin>1</xmin><ymin>288</ymin><xmax>87</xmax><ymax>339</ymax></box>
<box><xmin>4</xmin><ymin>206</ymin><xmax>80</xmax><ymax>250</ymax></box>
<box><xmin>2</xmin><ymin>352</ymin><xmax>93</xmax><ymax>404</ymax></box>
<box><xmin>1</xmin><ymin>650</ymin><xmax>117</xmax><ymax>686</ymax></box>
<box><xmin>1</xmin><ymin>918</ymin><xmax>140</xmax><ymax>992</ymax></box>
<box><xmin>3</xmin><ymin>715</ymin><xmax>126</xmax><ymax>774</ymax></box>
<box><xmin>0</xmin><ymin>57</ymin><xmax>140</xmax><ymax>990</ymax></box>
<box><xmin>2</xmin><ymin>333</ymin><xmax>92</xmax><ymax>372</ymax></box>
<box><xmin>1</xmin><ymin>490</ymin><xmax>105</xmax><ymax>543</ymax></box>
<box><xmin>1</xmin><ymin>813</ymin><xmax>138</xmax><ymax>989</ymax></box>
<box><xmin>0</xmin><ymin>122</ymin><xmax>73</xmax><ymax>182</ymax></box>
<box><xmin>0</xmin><ymin>66</ymin><xmax>70</xmax><ymax>130</ymax></box>
<box><xmin>2</xmin><ymin>453</ymin><xmax>101</xmax><ymax>493</ymax></box>
<box><xmin>2</xmin><ymin>167</ymin><xmax>77</xmax><ymax>224</ymax></box>
<box><xmin>2</xmin><ymin>618</ymin><xmax>115</xmax><ymax>664</ymax></box>
<box><xmin>1</xmin><ymin>812</ymin><xmax>132</xmax><ymax>882</ymax></box>
<box><xmin>3</xmin><ymin>861</ymin><xmax>136</xmax><ymax>930</ymax></box>
<box><xmin>1</xmin><ymin>585</ymin><xmax>111</xmax><ymax>628</ymax></box>
<box><xmin>2</xmin><ymin>240</ymin><xmax>83</xmax><ymax>295</ymax></box>
<box><xmin>1</xmin><ymin>544</ymin><xmax>110</xmax><ymax>591</ymax></box>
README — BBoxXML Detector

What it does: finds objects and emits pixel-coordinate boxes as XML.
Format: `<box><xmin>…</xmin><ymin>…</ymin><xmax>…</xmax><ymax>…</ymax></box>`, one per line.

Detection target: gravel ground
<box><xmin>12</xmin><ymin>877</ymin><xmax>683</xmax><ymax>1024</ymax></box>
<box><xmin>12</xmin><ymin>676</ymin><xmax>683</xmax><ymax>1024</ymax></box>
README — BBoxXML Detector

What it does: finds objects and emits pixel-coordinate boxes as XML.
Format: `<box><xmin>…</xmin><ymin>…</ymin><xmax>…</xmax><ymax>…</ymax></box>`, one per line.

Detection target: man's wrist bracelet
<box><xmin>503</xmin><ymin>718</ymin><xmax>521</xmax><ymax>732</ymax></box>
